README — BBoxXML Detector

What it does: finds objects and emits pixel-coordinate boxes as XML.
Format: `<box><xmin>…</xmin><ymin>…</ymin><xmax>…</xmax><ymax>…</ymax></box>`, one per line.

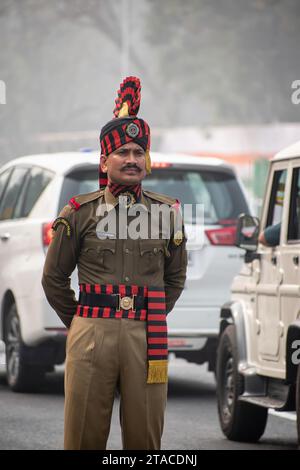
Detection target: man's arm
<box><xmin>41</xmin><ymin>205</ymin><xmax>79</xmax><ymax>328</ymax></box>
<box><xmin>258</xmin><ymin>222</ymin><xmax>281</xmax><ymax>247</ymax></box>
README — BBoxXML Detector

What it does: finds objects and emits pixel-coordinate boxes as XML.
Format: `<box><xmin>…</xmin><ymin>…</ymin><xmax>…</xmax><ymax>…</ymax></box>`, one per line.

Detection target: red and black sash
<box><xmin>76</xmin><ymin>283</ymin><xmax>168</xmax><ymax>384</ymax></box>
<box><xmin>107</xmin><ymin>182</ymin><xmax>142</xmax><ymax>203</ymax></box>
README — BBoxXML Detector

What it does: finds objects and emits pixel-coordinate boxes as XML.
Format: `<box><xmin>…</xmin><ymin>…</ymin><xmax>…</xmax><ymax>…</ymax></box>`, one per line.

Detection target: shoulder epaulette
<box><xmin>68</xmin><ymin>189</ymin><xmax>104</xmax><ymax>211</ymax></box>
<box><xmin>143</xmin><ymin>189</ymin><xmax>178</xmax><ymax>207</ymax></box>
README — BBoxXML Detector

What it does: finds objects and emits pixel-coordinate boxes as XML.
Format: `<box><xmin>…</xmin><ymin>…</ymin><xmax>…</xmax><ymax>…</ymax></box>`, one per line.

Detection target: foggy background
<box><xmin>0</xmin><ymin>0</ymin><xmax>300</xmax><ymax>206</ymax></box>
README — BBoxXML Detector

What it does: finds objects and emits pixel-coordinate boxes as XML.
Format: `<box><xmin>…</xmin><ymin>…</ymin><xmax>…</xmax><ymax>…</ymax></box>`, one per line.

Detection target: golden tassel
<box><xmin>145</xmin><ymin>149</ymin><xmax>152</xmax><ymax>175</ymax></box>
<box><xmin>118</xmin><ymin>102</ymin><xmax>129</xmax><ymax>117</ymax></box>
<box><xmin>147</xmin><ymin>360</ymin><xmax>168</xmax><ymax>384</ymax></box>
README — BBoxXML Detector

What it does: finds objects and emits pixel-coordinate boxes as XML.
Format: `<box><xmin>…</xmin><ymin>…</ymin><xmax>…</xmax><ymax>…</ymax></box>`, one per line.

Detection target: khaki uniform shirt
<box><xmin>42</xmin><ymin>186</ymin><xmax>188</xmax><ymax>328</ymax></box>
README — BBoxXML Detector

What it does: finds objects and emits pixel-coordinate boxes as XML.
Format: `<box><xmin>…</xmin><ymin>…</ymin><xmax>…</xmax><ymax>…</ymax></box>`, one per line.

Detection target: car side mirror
<box><xmin>236</xmin><ymin>213</ymin><xmax>260</xmax><ymax>253</ymax></box>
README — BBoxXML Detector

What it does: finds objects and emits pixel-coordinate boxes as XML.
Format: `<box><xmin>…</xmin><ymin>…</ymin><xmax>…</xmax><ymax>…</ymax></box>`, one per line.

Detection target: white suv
<box><xmin>216</xmin><ymin>140</ymin><xmax>300</xmax><ymax>445</ymax></box>
<box><xmin>0</xmin><ymin>151</ymin><xmax>248</xmax><ymax>391</ymax></box>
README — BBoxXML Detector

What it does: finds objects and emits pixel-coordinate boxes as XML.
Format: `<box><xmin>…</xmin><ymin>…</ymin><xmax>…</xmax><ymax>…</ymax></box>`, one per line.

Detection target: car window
<box><xmin>59</xmin><ymin>166</ymin><xmax>248</xmax><ymax>225</ymax></box>
<box><xmin>0</xmin><ymin>167</ymin><xmax>29</xmax><ymax>221</ymax></box>
<box><xmin>0</xmin><ymin>168</ymin><xmax>12</xmax><ymax>200</ymax></box>
<box><xmin>266</xmin><ymin>169</ymin><xmax>287</xmax><ymax>228</ymax></box>
<box><xmin>143</xmin><ymin>169</ymin><xmax>248</xmax><ymax>224</ymax></box>
<box><xmin>58</xmin><ymin>168</ymin><xmax>99</xmax><ymax>211</ymax></box>
<box><xmin>14</xmin><ymin>167</ymin><xmax>53</xmax><ymax>218</ymax></box>
<box><xmin>287</xmin><ymin>167</ymin><xmax>300</xmax><ymax>242</ymax></box>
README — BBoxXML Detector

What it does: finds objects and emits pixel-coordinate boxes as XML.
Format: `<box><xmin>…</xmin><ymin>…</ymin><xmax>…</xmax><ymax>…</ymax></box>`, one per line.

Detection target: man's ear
<box><xmin>100</xmin><ymin>154</ymin><xmax>108</xmax><ymax>172</ymax></box>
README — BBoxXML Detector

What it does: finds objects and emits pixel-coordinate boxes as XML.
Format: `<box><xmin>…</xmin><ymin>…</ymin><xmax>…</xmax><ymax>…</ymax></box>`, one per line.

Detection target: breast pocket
<box><xmin>138</xmin><ymin>239</ymin><xmax>167</xmax><ymax>276</ymax></box>
<box><xmin>82</xmin><ymin>238</ymin><xmax>116</xmax><ymax>273</ymax></box>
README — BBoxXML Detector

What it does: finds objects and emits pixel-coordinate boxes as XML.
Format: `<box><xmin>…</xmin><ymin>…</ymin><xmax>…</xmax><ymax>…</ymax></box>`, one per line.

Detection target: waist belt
<box><xmin>79</xmin><ymin>291</ymin><xmax>147</xmax><ymax>312</ymax></box>
<box><xmin>75</xmin><ymin>283</ymin><xmax>168</xmax><ymax>384</ymax></box>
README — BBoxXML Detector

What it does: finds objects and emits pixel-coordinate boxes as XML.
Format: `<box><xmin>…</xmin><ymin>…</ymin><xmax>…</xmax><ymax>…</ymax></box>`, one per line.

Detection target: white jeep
<box><xmin>216</xmin><ymin>140</ymin><xmax>300</xmax><ymax>445</ymax></box>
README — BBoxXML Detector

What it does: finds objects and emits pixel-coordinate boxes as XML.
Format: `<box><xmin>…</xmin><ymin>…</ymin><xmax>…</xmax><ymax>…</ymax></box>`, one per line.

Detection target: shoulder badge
<box><xmin>173</xmin><ymin>230</ymin><xmax>184</xmax><ymax>246</ymax></box>
<box><xmin>68</xmin><ymin>190</ymin><xmax>104</xmax><ymax>211</ymax></box>
<box><xmin>69</xmin><ymin>197</ymin><xmax>81</xmax><ymax>211</ymax></box>
<box><xmin>52</xmin><ymin>217</ymin><xmax>72</xmax><ymax>237</ymax></box>
<box><xmin>171</xmin><ymin>199</ymin><xmax>182</xmax><ymax>213</ymax></box>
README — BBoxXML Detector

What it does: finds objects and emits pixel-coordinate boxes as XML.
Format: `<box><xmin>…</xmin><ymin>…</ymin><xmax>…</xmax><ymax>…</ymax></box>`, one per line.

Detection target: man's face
<box><xmin>101</xmin><ymin>142</ymin><xmax>146</xmax><ymax>185</ymax></box>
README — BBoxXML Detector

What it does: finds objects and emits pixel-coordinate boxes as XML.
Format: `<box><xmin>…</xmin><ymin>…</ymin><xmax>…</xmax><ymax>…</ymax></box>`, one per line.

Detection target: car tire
<box><xmin>296</xmin><ymin>365</ymin><xmax>300</xmax><ymax>447</ymax></box>
<box><xmin>4</xmin><ymin>304</ymin><xmax>45</xmax><ymax>392</ymax></box>
<box><xmin>216</xmin><ymin>324</ymin><xmax>268</xmax><ymax>442</ymax></box>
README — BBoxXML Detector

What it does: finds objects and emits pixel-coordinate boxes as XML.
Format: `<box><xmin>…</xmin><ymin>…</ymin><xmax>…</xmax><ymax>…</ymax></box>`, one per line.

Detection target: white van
<box><xmin>0</xmin><ymin>151</ymin><xmax>248</xmax><ymax>391</ymax></box>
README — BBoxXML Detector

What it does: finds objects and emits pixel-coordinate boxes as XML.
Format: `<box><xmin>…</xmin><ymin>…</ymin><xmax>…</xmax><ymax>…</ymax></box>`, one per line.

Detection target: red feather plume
<box><xmin>113</xmin><ymin>76</ymin><xmax>141</xmax><ymax>117</ymax></box>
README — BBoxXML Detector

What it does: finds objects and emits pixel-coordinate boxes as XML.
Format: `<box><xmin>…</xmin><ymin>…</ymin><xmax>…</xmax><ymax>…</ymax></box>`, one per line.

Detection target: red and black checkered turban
<box><xmin>99</xmin><ymin>77</ymin><xmax>151</xmax><ymax>189</ymax></box>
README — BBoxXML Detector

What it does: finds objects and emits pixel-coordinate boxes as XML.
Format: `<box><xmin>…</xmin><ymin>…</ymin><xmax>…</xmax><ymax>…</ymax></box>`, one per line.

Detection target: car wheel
<box><xmin>5</xmin><ymin>304</ymin><xmax>45</xmax><ymax>392</ymax></box>
<box><xmin>296</xmin><ymin>365</ymin><xmax>300</xmax><ymax>446</ymax></box>
<box><xmin>216</xmin><ymin>324</ymin><xmax>268</xmax><ymax>442</ymax></box>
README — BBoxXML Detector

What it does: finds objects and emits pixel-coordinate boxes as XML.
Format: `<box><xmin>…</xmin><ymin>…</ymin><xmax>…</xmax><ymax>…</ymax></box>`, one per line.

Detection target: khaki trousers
<box><xmin>64</xmin><ymin>316</ymin><xmax>168</xmax><ymax>450</ymax></box>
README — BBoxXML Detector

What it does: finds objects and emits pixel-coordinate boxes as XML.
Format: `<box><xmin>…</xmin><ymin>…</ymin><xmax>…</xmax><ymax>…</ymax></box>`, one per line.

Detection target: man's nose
<box><xmin>125</xmin><ymin>151</ymin><xmax>138</xmax><ymax>164</ymax></box>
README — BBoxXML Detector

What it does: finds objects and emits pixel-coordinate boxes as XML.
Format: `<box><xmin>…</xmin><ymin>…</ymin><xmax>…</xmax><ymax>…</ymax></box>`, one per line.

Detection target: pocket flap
<box><xmin>139</xmin><ymin>239</ymin><xmax>165</xmax><ymax>256</ymax></box>
<box><xmin>82</xmin><ymin>238</ymin><xmax>116</xmax><ymax>254</ymax></box>
<box><xmin>97</xmin><ymin>239</ymin><xmax>116</xmax><ymax>254</ymax></box>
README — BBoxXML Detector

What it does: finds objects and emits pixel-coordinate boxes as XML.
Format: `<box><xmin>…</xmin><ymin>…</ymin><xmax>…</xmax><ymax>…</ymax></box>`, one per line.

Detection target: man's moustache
<box><xmin>122</xmin><ymin>166</ymin><xmax>141</xmax><ymax>171</ymax></box>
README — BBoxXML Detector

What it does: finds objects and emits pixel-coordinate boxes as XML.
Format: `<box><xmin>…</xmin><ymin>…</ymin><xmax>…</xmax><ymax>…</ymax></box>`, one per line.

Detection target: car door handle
<box><xmin>0</xmin><ymin>233</ymin><xmax>10</xmax><ymax>241</ymax></box>
<box><xmin>293</xmin><ymin>255</ymin><xmax>299</xmax><ymax>266</ymax></box>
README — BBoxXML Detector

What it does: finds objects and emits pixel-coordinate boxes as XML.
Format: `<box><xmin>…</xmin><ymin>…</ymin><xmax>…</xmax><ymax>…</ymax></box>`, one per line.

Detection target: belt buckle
<box><xmin>117</xmin><ymin>294</ymin><xmax>136</xmax><ymax>312</ymax></box>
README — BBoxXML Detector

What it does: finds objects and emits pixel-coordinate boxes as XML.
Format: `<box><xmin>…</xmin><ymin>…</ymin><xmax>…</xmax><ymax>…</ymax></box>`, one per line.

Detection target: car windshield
<box><xmin>59</xmin><ymin>166</ymin><xmax>248</xmax><ymax>225</ymax></box>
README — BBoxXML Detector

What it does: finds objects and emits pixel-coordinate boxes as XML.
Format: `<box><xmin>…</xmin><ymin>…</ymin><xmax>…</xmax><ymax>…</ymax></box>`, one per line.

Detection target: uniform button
<box><xmin>125</xmin><ymin>276</ymin><xmax>130</xmax><ymax>282</ymax></box>
<box><xmin>125</xmin><ymin>248</ymin><xmax>129</xmax><ymax>253</ymax></box>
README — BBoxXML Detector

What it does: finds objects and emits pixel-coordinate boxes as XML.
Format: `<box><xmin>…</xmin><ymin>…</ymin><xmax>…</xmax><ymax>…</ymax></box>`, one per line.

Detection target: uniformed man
<box><xmin>42</xmin><ymin>76</ymin><xmax>187</xmax><ymax>450</ymax></box>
